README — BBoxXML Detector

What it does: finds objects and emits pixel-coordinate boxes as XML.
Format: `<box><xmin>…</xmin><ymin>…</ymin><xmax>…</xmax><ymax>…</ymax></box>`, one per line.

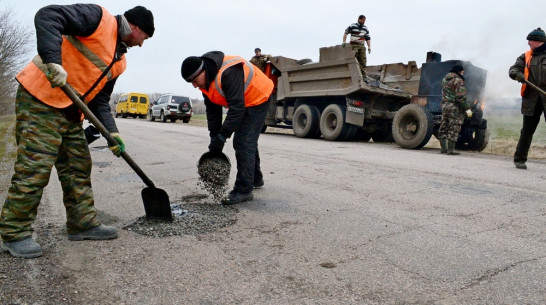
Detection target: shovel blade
<box><xmin>141</xmin><ymin>187</ymin><xmax>173</xmax><ymax>221</ymax></box>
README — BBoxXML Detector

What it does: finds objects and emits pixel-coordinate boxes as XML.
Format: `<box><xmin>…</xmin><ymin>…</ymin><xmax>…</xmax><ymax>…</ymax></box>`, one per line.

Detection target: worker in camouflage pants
<box><xmin>1</xmin><ymin>87</ymin><xmax>101</xmax><ymax>240</ymax></box>
<box><xmin>1</xmin><ymin>4</ymin><xmax>155</xmax><ymax>259</ymax></box>
<box><xmin>438</xmin><ymin>64</ymin><xmax>472</xmax><ymax>155</ymax></box>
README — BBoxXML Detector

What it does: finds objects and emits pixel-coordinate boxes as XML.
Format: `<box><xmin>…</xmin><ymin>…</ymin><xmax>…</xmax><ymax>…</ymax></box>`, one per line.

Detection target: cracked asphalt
<box><xmin>1</xmin><ymin>119</ymin><xmax>545</xmax><ymax>304</ymax></box>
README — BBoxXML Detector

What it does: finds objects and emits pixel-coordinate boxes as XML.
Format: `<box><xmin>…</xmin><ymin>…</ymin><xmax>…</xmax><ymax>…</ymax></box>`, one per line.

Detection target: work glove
<box><xmin>109</xmin><ymin>132</ymin><xmax>125</xmax><ymax>157</ymax></box>
<box><xmin>465</xmin><ymin>109</ymin><xmax>473</xmax><ymax>118</ymax></box>
<box><xmin>368</xmin><ymin>48</ymin><xmax>371</xmax><ymax>54</ymax></box>
<box><xmin>208</xmin><ymin>134</ymin><xmax>226</xmax><ymax>153</ymax></box>
<box><xmin>45</xmin><ymin>63</ymin><xmax>68</xmax><ymax>87</ymax></box>
<box><xmin>515</xmin><ymin>73</ymin><xmax>525</xmax><ymax>83</ymax></box>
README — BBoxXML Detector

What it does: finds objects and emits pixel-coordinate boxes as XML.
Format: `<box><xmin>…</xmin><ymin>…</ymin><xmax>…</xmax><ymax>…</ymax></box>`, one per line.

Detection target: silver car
<box><xmin>149</xmin><ymin>94</ymin><xmax>192</xmax><ymax>123</ymax></box>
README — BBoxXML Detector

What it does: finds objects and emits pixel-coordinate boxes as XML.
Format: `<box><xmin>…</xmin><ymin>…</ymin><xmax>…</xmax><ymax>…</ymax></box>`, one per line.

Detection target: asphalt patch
<box><xmin>123</xmin><ymin>195</ymin><xmax>238</xmax><ymax>237</ymax></box>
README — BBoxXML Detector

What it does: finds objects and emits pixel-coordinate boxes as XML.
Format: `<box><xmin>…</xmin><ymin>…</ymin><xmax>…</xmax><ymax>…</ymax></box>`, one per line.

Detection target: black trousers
<box><xmin>232</xmin><ymin>99</ymin><xmax>270</xmax><ymax>193</ymax></box>
<box><xmin>514</xmin><ymin>100</ymin><xmax>545</xmax><ymax>163</ymax></box>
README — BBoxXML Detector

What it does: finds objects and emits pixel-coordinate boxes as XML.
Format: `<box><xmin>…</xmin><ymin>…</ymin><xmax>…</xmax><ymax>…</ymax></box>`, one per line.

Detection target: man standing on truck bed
<box><xmin>342</xmin><ymin>15</ymin><xmax>371</xmax><ymax>79</ymax></box>
<box><xmin>0</xmin><ymin>4</ymin><xmax>155</xmax><ymax>258</ymax></box>
<box><xmin>509</xmin><ymin>27</ymin><xmax>546</xmax><ymax>170</ymax></box>
<box><xmin>182</xmin><ymin>51</ymin><xmax>274</xmax><ymax>205</ymax></box>
<box><xmin>438</xmin><ymin>65</ymin><xmax>472</xmax><ymax>155</ymax></box>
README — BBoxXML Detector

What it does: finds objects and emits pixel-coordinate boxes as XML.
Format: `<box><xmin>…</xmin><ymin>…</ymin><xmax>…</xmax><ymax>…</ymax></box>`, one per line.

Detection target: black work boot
<box><xmin>2</xmin><ymin>237</ymin><xmax>43</xmax><ymax>258</ymax></box>
<box><xmin>221</xmin><ymin>190</ymin><xmax>254</xmax><ymax>205</ymax></box>
<box><xmin>514</xmin><ymin>162</ymin><xmax>527</xmax><ymax>170</ymax></box>
<box><xmin>68</xmin><ymin>224</ymin><xmax>118</xmax><ymax>241</ymax></box>
<box><xmin>446</xmin><ymin>140</ymin><xmax>460</xmax><ymax>155</ymax></box>
<box><xmin>439</xmin><ymin>138</ymin><xmax>447</xmax><ymax>154</ymax></box>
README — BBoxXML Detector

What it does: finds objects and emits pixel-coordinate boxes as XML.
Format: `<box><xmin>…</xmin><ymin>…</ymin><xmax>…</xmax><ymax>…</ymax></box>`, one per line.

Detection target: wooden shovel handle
<box><xmin>60</xmin><ymin>84</ymin><xmax>156</xmax><ymax>188</ymax></box>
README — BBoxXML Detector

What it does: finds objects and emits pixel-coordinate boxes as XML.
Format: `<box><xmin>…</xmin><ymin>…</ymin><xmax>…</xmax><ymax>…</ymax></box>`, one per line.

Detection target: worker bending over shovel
<box><xmin>0</xmin><ymin>4</ymin><xmax>155</xmax><ymax>258</ymax></box>
<box><xmin>182</xmin><ymin>51</ymin><xmax>274</xmax><ymax>205</ymax></box>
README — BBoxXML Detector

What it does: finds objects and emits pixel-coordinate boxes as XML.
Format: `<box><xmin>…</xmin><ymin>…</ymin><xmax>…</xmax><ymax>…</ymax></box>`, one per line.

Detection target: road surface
<box><xmin>1</xmin><ymin>118</ymin><xmax>545</xmax><ymax>304</ymax></box>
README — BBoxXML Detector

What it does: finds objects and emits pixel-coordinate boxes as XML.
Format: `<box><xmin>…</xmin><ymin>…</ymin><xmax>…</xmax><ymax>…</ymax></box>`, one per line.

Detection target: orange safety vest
<box><xmin>200</xmin><ymin>56</ymin><xmax>274</xmax><ymax>107</ymax></box>
<box><xmin>520</xmin><ymin>50</ymin><xmax>533</xmax><ymax>96</ymax></box>
<box><xmin>16</xmin><ymin>6</ymin><xmax>126</xmax><ymax>108</ymax></box>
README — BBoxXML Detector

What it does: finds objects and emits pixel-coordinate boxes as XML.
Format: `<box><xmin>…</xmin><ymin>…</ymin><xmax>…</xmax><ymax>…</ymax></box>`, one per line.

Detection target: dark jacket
<box><xmin>32</xmin><ymin>4</ymin><xmax>121</xmax><ymax>132</ymax></box>
<box><xmin>200</xmin><ymin>51</ymin><xmax>246</xmax><ymax>139</ymax></box>
<box><xmin>509</xmin><ymin>43</ymin><xmax>546</xmax><ymax>116</ymax></box>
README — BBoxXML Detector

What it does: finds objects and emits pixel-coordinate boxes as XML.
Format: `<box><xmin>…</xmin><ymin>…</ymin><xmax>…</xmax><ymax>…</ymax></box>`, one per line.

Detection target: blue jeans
<box><xmin>232</xmin><ymin>100</ymin><xmax>270</xmax><ymax>193</ymax></box>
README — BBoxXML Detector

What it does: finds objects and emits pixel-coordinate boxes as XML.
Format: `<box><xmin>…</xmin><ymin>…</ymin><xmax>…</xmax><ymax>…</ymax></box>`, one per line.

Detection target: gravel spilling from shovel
<box><xmin>197</xmin><ymin>156</ymin><xmax>230</xmax><ymax>201</ymax></box>
<box><xmin>123</xmin><ymin>195</ymin><xmax>238</xmax><ymax>237</ymax></box>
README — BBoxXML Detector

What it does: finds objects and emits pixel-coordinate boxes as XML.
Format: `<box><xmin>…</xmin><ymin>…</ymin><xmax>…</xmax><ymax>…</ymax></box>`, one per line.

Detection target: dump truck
<box><xmin>263</xmin><ymin>45</ymin><xmax>489</xmax><ymax>151</ymax></box>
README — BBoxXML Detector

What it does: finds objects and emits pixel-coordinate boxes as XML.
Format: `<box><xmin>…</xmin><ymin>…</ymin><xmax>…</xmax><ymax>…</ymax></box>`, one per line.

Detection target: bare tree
<box><xmin>0</xmin><ymin>5</ymin><xmax>33</xmax><ymax>114</ymax></box>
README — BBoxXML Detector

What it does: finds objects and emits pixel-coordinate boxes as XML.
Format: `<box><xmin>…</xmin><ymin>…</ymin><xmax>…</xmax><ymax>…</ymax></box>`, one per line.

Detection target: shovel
<box><xmin>61</xmin><ymin>84</ymin><xmax>173</xmax><ymax>221</ymax></box>
<box><xmin>523</xmin><ymin>79</ymin><xmax>546</xmax><ymax>97</ymax></box>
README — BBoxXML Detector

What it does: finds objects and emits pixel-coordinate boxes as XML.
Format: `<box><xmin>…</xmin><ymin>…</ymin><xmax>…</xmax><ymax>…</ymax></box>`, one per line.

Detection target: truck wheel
<box><xmin>160</xmin><ymin>111</ymin><xmax>166</xmax><ymax>123</ymax></box>
<box><xmin>319</xmin><ymin>104</ymin><xmax>353</xmax><ymax>141</ymax></box>
<box><xmin>149</xmin><ymin>111</ymin><xmax>155</xmax><ymax>121</ymax></box>
<box><xmin>392</xmin><ymin>104</ymin><xmax>433</xmax><ymax>149</ymax></box>
<box><xmin>261</xmin><ymin>125</ymin><xmax>267</xmax><ymax>133</ymax></box>
<box><xmin>115</xmin><ymin>112</ymin><xmax>119</xmax><ymax>118</ymax></box>
<box><xmin>293</xmin><ymin>104</ymin><xmax>321</xmax><ymax>138</ymax></box>
<box><xmin>183</xmin><ymin>118</ymin><xmax>190</xmax><ymax>124</ymax></box>
<box><xmin>171</xmin><ymin>118</ymin><xmax>177</xmax><ymax>123</ymax></box>
<box><xmin>456</xmin><ymin>127</ymin><xmax>490</xmax><ymax>151</ymax></box>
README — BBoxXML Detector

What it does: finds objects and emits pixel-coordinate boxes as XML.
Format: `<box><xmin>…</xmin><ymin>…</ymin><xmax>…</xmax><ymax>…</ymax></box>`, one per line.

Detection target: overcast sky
<box><xmin>2</xmin><ymin>0</ymin><xmax>545</xmax><ymax>102</ymax></box>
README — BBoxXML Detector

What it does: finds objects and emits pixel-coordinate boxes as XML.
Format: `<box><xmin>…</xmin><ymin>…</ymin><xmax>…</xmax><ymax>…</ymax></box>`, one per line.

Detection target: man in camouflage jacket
<box><xmin>508</xmin><ymin>27</ymin><xmax>546</xmax><ymax>170</ymax></box>
<box><xmin>250</xmin><ymin>48</ymin><xmax>271</xmax><ymax>72</ymax></box>
<box><xmin>438</xmin><ymin>64</ymin><xmax>471</xmax><ymax>155</ymax></box>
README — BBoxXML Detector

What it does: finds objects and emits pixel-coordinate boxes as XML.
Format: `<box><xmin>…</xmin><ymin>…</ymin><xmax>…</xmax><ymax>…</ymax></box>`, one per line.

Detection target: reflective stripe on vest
<box><xmin>200</xmin><ymin>55</ymin><xmax>274</xmax><ymax>107</ymax></box>
<box><xmin>16</xmin><ymin>6</ymin><xmax>126</xmax><ymax>108</ymax></box>
<box><xmin>521</xmin><ymin>50</ymin><xmax>533</xmax><ymax>96</ymax></box>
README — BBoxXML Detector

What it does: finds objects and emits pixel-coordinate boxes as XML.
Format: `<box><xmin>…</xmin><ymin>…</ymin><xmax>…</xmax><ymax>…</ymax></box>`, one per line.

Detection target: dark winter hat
<box><xmin>255</xmin><ymin>48</ymin><xmax>261</xmax><ymax>52</ymax></box>
<box><xmin>124</xmin><ymin>6</ymin><xmax>155</xmax><ymax>37</ymax></box>
<box><xmin>181</xmin><ymin>56</ymin><xmax>204</xmax><ymax>82</ymax></box>
<box><xmin>450</xmin><ymin>64</ymin><xmax>464</xmax><ymax>73</ymax></box>
<box><xmin>526</xmin><ymin>27</ymin><xmax>546</xmax><ymax>42</ymax></box>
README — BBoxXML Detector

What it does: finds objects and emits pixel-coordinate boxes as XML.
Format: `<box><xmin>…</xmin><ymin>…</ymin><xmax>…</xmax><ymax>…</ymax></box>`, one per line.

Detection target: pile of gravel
<box><xmin>197</xmin><ymin>155</ymin><xmax>230</xmax><ymax>201</ymax></box>
<box><xmin>123</xmin><ymin>196</ymin><xmax>238</xmax><ymax>237</ymax></box>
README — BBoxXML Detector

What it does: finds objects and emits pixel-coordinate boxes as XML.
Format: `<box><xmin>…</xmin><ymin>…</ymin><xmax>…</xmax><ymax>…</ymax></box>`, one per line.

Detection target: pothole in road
<box><xmin>123</xmin><ymin>194</ymin><xmax>238</xmax><ymax>237</ymax></box>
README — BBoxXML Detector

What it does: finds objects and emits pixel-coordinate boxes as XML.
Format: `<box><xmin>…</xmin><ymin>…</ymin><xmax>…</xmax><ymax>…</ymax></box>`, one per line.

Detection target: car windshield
<box><xmin>171</xmin><ymin>96</ymin><xmax>190</xmax><ymax>104</ymax></box>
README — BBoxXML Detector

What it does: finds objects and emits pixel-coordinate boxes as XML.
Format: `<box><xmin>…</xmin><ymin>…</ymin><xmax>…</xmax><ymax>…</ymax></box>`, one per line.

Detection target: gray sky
<box><xmin>2</xmin><ymin>0</ymin><xmax>546</xmax><ymax>101</ymax></box>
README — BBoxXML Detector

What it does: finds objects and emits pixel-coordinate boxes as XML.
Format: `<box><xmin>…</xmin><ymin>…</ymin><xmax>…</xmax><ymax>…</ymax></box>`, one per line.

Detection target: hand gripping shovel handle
<box><xmin>60</xmin><ymin>84</ymin><xmax>156</xmax><ymax>188</ymax></box>
<box><xmin>523</xmin><ymin>79</ymin><xmax>546</xmax><ymax>97</ymax></box>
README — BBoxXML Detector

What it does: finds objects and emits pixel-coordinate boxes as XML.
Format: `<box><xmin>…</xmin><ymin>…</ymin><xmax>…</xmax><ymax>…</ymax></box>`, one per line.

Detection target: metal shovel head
<box><xmin>141</xmin><ymin>187</ymin><xmax>173</xmax><ymax>221</ymax></box>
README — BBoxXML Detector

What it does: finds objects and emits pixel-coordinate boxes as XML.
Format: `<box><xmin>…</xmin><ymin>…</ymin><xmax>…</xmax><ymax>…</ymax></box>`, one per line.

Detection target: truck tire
<box><xmin>160</xmin><ymin>111</ymin><xmax>166</xmax><ymax>123</ymax></box>
<box><xmin>293</xmin><ymin>104</ymin><xmax>321</xmax><ymax>138</ymax></box>
<box><xmin>319</xmin><ymin>104</ymin><xmax>354</xmax><ymax>141</ymax></box>
<box><xmin>392</xmin><ymin>104</ymin><xmax>433</xmax><ymax>149</ymax></box>
<box><xmin>456</xmin><ymin>127</ymin><xmax>490</xmax><ymax>151</ymax></box>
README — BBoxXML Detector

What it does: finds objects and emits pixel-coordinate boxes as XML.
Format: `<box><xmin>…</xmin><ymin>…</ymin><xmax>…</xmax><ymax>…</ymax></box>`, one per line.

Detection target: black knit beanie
<box><xmin>124</xmin><ymin>6</ymin><xmax>155</xmax><ymax>37</ymax></box>
<box><xmin>181</xmin><ymin>57</ymin><xmax>204</xmax><ymax>82</ymax></box>
<box><xmin>527</xmin><ymin>27</ymin><xmax>546</xmax><ymax>42</ymax></box>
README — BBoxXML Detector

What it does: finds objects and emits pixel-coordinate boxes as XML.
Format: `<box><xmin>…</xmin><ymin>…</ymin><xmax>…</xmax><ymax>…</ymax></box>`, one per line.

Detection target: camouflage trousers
<box><xmin>438</xmin><ymin>102</ymin><xmax>464</xmax><ymax>142</ymax></box>
<box><xmin>0</xmin><ymin>86</ymin><xmax>99</xmax><ymax>242</ymax></box>
<box><xmin>351</xmin><ymin>44</ymin><xmax>367</xmax><ymax>77</ymax></box>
